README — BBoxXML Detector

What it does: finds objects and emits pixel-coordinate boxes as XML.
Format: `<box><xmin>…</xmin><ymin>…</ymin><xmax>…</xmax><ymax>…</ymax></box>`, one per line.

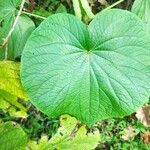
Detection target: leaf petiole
<box><xmin>72</xmin><ymin>0</ymin><xmax>82</xmax><ymax>20</ymax></box>
<box><xmin>80</xmin><ymin>0</ymin><xmax>95</xmax><ymax>19</ymax></box>
<box><xmin>104</xmin><ymin>0</ymin><xmax>124</xmax><ymax>10</ymax></box>
<box><xmin>22</xmin><ymin>11</ymin><xmax>46</xmax><ymax>20</ymax></box>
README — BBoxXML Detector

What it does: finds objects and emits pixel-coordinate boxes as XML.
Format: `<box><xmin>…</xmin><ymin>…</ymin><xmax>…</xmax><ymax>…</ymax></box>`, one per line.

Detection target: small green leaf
<box><xmin>0</xmin><ymin>0</ymin><xmax>35</xmax><ymax>60</ymax></box>
<box><xmin>132</xmin><ymin>0</ymin><xmax>150</xmax><ymax>31</ymax></box>
<box><xmin>27</xmin><ymin>115</ymin><xmax>100</xmax><ymax>150</ymax></box>
<box><xmin>21</xmin><ymin>9</ymin><xmax>150</xmax><ymax>126</ymax></box>
<box><xmin>28</xmin><ymin>136</ymin><xmax>49</xmax><ymax>150</ymax></box>
<box><xmin>0</xmin><ymin>61</ymin><xmax>27</xmax><ymax>99</ymax></box>
<box><xmin>56</xmin><ymin>4</ymin><xmax>67</xmax><ymax>13</ymax></box>
<box><xmin>7</xmin><ymin>15</ymin><xmax>35</xmax><ymax>60</ymax></box>
<box><xmin>32</xmin><ymin>8</ymin><xmax>52</xmax><ymax>18</ymax></box>
<box><xmin>0</xmin><ymin>0</ymin><xmax>21</xmax><ymax>20</ymax></box>
<box><xmin>0</xmin><ymin>122</ymin><xmax>27</xmax><ymax>150</ymax></box>
<box><xmin>0</xmin><ymin>16</ymin><xmax>35</xmax><ymax>60</ymax></box>
<box><xmin>0</xmin><ymin>61</ymin><xmax>28</xmax><ymax>118</ymax></box>
<box><xmin>49</xmin><ymin>115</ymin><xmax>100</xmax><ymax>150</ymax></box>
<box><xmin>0</xmin><ymin>0</ymin><xmax>21</xmax><ymax>45</ymax></box>
<box><xmin>0</xmin><ymin>90</ymin><xmax>28</xmax><ymax>118</ymax></box>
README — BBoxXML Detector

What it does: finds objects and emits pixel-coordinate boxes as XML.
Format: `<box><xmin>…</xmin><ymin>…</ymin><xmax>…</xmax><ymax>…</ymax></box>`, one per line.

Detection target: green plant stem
<box><xmin>104</xmin><ymin>0</ymin><xmax>124</xmax><ymax>10</ymax></box>
<box><xmin>80</xmin><ymin>0</ymin><xmax>95</xmax><ymax>19</ymax></box>
<box><xmin>22</xmin><ymin>11</ymin><xmax>46</xmax><ymax>19</ymax></box>
<box><xmin>72</xmin><ymin>0</ymin><xmax>82</xmax><ymax>20</ymax></box>
<box><xmin>4</xmin><ymin>44</ymin><xmax>8</xmax><ymax>60</ymax></box>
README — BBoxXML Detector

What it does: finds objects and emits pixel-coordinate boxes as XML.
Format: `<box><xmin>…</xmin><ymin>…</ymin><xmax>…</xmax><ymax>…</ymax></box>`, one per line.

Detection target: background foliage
<box><xmin>0</xmin><ymin>0</ymin><xmax>150</xmax><ymax>150</ymax></box>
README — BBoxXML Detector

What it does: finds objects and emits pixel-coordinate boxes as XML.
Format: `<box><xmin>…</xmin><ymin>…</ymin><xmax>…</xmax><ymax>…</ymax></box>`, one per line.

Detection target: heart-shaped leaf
<box><xmin>21</xmin><ymin>9</ymin><xmax>150</xmax><ymax>126</ymax></box>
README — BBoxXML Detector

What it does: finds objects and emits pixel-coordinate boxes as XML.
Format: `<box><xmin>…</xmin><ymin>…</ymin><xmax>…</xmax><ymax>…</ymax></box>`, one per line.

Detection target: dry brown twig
<box><xmin>0</xmin><ymin>0</ymin><xmax>26</xmax><ymax>59</ymax></box>
<box><xmin>98</xmin><ymin>0</ymin><xmax>109</xmax><ymax>7</ymax></box>
<box><xmin>121</xmin><ymin>126</ymin><xmax>137</xmax><ymax>141</ymax></box>
<box><xmin>136</xmin><ymin>106</ymin><xmax>150</xmax><ymax>127</ymax></box>
<box><xmin>142</xmin><ymin>131</ymin><xmax>150</xmax><ymax>144</ymax></box>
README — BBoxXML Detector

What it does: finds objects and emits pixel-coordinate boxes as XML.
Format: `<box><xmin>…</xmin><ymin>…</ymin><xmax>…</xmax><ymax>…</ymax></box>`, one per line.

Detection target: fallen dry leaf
<box><xmin>136</xmin><ymin>106</ymin><xmax>150</xmax><ymax>127</ymax></box>
<box><xmin>98</xmin><ymin>0</ymin><xmax>109</xmax><ymax>6</ymax></box>
<box><xmin>142</xmin><ymin>131</ymin><xmax>150</xmax><ymax>144</ymax></box>
<box><xmin>122</xmin><ymin>126</ymin><xmax>137</xmax><ymax>141</ymax></box>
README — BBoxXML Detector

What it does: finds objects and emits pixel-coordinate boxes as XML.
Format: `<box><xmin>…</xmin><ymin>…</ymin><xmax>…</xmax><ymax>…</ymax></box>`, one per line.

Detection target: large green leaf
<box><xmin>132</xmin><ymin>0</ymin><xmax>150</xmax><ymax>31</ymax></box>
<box><xmin>0</xmin><ymin>122</ymin><xmax>27</xmax><ymax>150</ymax></box>
<box><xmin>28</xmin><ymin>115</ymin><xmax>100</xmax><ymax>150</ymax></box>
<box><xmin>21</xmin><ymin>9</ymin><xmax>150</xmax><ymax>126</ymax></box>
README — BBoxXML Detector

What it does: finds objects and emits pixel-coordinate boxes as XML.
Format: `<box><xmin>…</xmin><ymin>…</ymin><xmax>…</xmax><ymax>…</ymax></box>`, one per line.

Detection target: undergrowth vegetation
<box><xmin>0</xmin><ymin>0</ymin><xmax>150</xmax><ymax>149</ymax></box>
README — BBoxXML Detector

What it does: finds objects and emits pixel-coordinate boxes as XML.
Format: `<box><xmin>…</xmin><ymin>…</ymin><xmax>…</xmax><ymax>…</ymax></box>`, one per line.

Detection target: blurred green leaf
<box><xmin>7</xmin><ymin>15</ymin><xmax>35</xmax><ymax>60</ymax></box>
<box><xmin>0</xmin><ymin>0</ymin><xmax>35</xmax><ymax>60</ymax></box>
<box><xmin>56</xmin><ymin>4</ymin><xmax>67</xmax><ymax>13</ymax></box>
<box><xmin>0</xmin><ymin>121</ymin><xmax>27</xmax><ymax>150</ymax></box>
<box><xmin>0</xmin><ymin>0</ymin><xmax>21</xmax><ymax>45</ymax></box>
<box><xmin>0</xmin><ymin>61</ymin><xmax>28</xmax><ymax>118</ymax></box>
<box><xmin>32</xmin><ymin>8</ymin><xmax>52</xmax><ymax>18</ymax></box>
<box><xmin>28</xmin><ymin>115</ymin><xmax>100</xmax><ymax>150</ymax></box>
<box><xmin>132</xmin><ymin>0</ymin><xmax>150</xmax><ymax>31</ymax></box>
<box><xmin>0</xmin><ymin>90</ymin><xmax>28</xmax><ymax>118</ymax></box>
<box><xmin>0</xmin><ymin>61</ymin><xmax>27</xmax><ymax>99</ymax></box>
